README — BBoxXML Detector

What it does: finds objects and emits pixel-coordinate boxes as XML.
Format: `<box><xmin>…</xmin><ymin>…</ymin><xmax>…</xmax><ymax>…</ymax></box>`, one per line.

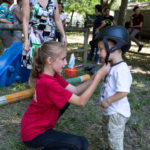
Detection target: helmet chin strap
<box><xmin>103</xmin><ymin>38</ymin><xmax>111</xmax><ymax>64</ymax></box>
<box><xmin>105</xmin><ymin>53</ymin><xmax>110</xmax><ymax>64</ymax></box>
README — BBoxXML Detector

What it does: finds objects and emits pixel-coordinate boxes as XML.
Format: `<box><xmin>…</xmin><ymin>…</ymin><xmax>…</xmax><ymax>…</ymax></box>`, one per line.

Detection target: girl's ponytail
<box><xmin>29</xmin><ymin>47</ymin><xmax>44</xmax><ymax>88</ymax></box>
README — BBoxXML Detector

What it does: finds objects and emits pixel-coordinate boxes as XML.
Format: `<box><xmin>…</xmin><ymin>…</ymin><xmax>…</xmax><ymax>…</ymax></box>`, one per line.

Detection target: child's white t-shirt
<box><xmin>99</xmin><ymin>62</ymin><xmax>132</xmax><ymax>118</ymax></box>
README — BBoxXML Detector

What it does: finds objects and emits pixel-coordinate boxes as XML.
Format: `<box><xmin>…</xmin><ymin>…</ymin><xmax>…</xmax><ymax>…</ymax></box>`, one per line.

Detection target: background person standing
<box><xmin>88</xmin><ymin>4</ymin><xmax>106</xmax><ymax>64</ymax></box>
<box><xmin>21</xmin><ymin>0</ymin><xmax>67</xmax><ymax>69</ymax></box>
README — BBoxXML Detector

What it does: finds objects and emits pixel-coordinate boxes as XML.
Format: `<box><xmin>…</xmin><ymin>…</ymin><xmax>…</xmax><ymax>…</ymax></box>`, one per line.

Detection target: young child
<box><xmin>94</xmin><ymin>26</ymin><xmax>132</xmax><ymax>150</ymax></box>
<box><xmin>21</xmin><ymin>41</ymin><xmax>110</xmax><ymax>150</ymax></box>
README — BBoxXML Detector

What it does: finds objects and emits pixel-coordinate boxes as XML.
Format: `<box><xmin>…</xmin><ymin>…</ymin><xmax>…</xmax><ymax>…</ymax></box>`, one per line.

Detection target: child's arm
<box><xmin>95</xmin><ymin>21</ymin><xmax>106</xmax><ymax>34</ymax></box>
<box><xmin>67</xmin><ymin>64</ymin><xmax>110</xmax><ymax>107</ymax></box>
<box><xmin>100</xmin><ymin>92</ymin><xmax>128</xmax><ymax>109</ymax></box>
<box><xmin>0</xmin><ymin>18</ymin><xmax>12</xmax><ymax>24</ymax></box>
<box><xmin>66</xmin><ymin>74</ymin><xmax>96</xmax><ymax>95</ymax></box>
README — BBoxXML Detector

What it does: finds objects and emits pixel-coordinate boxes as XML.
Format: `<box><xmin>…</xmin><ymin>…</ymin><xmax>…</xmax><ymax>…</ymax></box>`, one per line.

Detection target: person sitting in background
<box><xmin>11</xmin><ymin>0</ymin><xmax>22</xmax><ymax>42</ymax></box>
<box><xmin>0</xmin><ymin>0</ymin><xmax>14</xmax><ymax>52</ymax></box>
<box><xmin>88</xmin><ymin>4</ymin><xmax>106</xmax><ymax>64</ymax></box>
<box><xmin>55</xmin><ymin>2</ymin><xmax>66</xmax><ymax>42</ymax></box>
<box><xmin>128</xmin><ymin>6</ymin><xmax>144</xmax><ymax>52</ymax></box>
<box><xmin>103</xmin><ymin>7</ymin><xmax>117</xmax><ymax>27</ymax></box>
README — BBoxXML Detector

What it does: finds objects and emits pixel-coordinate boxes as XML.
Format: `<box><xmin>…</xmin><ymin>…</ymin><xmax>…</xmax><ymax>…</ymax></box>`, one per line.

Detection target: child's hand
<box><xmin>100</xmin><ymin>99</ymin><xmax>110</xmax><ymax>109</ymax></box>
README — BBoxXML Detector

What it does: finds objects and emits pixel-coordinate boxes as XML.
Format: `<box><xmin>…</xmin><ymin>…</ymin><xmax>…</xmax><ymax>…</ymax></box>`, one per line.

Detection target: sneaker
<box><xmin>138</xmin><ymin>44</ymin><xmax>144</xmax><ymax>52</ymax></box>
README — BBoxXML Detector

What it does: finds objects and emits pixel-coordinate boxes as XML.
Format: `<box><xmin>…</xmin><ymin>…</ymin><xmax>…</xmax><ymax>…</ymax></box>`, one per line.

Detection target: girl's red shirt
<box><xmin>21</xmin><ymin>73</ymin><xmax>72</xmax><ymax>141</ymax></box>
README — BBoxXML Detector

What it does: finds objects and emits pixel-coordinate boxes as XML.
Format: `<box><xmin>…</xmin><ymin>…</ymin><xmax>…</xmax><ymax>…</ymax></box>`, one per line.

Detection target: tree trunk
<box><xmin>100</xmin><ymin>0</ymin><xmax>116</xmax><ymax>8</ymax></box>
<box><xmin>69</xmin><ymin>11</ymin><xmax>74</xmax><ymax>26</ymax></box>
<box><xmin>117</xmin><ymin>0</ymin><xmax>128</xmax><ymax>26</ymax></box>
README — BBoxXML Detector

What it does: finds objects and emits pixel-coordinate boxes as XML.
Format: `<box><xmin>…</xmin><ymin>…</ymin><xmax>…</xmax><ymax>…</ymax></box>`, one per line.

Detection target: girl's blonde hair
<box><xmin>29</xmin><ymin>41</ymin><xmax>67</xmax><ymax>88</ymax></box>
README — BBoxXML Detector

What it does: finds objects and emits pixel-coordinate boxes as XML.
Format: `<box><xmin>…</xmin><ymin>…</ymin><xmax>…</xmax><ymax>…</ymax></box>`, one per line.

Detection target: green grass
<box><xmin>0</xmin><ymin>37</ymin><xmax>150</xmax><ymax>150</ymax></box>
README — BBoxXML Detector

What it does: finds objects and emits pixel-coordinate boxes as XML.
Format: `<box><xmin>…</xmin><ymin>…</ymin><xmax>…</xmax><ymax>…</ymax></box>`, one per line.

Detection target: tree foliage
<box><xmin>130</xmin><ymin>0</ymin><xmax>150</xmax><ymax>2</ymax></box>
<box><xmin>61</xmin><ymin>0</ymin><xmax>100</xmax><ymax>15</ymax></box>
<box><xmin>60</xmin><ymin>0</ymin><xmax>117</xmax><ymax>24</ymax></box>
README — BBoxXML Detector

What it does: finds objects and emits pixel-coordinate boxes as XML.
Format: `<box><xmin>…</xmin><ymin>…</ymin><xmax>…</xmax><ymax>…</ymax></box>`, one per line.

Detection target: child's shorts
<box><xmin>102</xmin><ymin>113</ymin><xmax>129</xmax><ymax>150</ymax></box>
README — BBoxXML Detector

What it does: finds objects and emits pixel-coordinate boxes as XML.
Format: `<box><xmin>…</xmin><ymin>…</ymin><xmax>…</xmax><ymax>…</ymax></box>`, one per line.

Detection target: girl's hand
<box><xmin>96</xmin><ymin>63</ymin><xmax>110</xmax><ymax>79</ymax></box>
<box><xmin>23</xmin><ymin>40</ymin><xmax>29</xmax><ymax>51</ymax></box>
<box><xmin>100</xmin><ymin>99</ymin><xmax>110</xmax><ymax>109</ymax></box>
<box><xmin>62</xmin><ymin>35</ymin><xmax>67</xmax><ymax>46</ymax></box>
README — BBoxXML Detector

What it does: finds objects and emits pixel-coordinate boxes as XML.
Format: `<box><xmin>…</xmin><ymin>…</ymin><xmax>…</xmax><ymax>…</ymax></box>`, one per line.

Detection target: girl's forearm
<box><xmin>76</xmin><ymin>76</ymin><xmax>94</xmax><ymax>95</ymax></box>
<box><xmin>79</xmin><ymin>76</ymin><xmax>102</xmax><ymax>106</ymax></box>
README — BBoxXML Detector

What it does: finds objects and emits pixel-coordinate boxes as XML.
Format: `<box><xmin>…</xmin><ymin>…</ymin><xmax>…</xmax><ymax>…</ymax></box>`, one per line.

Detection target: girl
<box><xmin>21</xmin><ymin>41</ymin><xmax>110</xmax><ymax>150</ymax></box>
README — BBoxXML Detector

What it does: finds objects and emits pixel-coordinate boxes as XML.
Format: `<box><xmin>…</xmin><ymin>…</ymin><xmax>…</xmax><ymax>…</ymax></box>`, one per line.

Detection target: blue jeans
<box><xmin>24</xmin><ymin>129</ymin><xmax>88</xmax><ymax>150</ymax></box>
<box><xmin>23</xmin><ymin>103</ymin><xmax>88</xmax><ymax>150</ymax></box>
<box><xmin>88</xmin><ymin>46</ymin><xmax>100</xmax><ymax>62</ymax></box>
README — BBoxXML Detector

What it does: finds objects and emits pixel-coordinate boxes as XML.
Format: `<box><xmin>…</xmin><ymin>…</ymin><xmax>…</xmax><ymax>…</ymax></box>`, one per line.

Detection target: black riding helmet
<box><xmin>92</xmin><ymin>26</ymin><xmax>131</xmax><ymax>63</ymax></box>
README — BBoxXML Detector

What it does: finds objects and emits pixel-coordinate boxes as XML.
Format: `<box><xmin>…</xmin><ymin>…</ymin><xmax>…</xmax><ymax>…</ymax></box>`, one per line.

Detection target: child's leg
<box><xmin>24</xmin><ymin>129</ymin><xmax>88</xmax><ymax>150</ymax></box>
<box><xmin>107</xmin><ymin>113</ymin><xmax>129</xmax><ymax>150</ymax></box>
<box><xmin>102</xmin><ymin>115</ymin><xmax>109</xmax><ymax>149</ymax></box>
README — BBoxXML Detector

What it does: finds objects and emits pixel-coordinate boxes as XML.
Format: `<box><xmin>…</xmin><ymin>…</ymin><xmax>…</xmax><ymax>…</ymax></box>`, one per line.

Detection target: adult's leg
<box><xmin>129</xmin><ymin>29</ymin><xmax>144</xmax><ymax>52</ymax></box>
<box><xmin>94</xmin><ymin>48</ymin><xmax>100</xmax><ymax>63</ymax></box>
<box><xmin>55</xmin><ymin>31</ymin><xmax>62</xmax><ymax>42</ymax></box>
<box><xmin>13</xmin><ymin>30</ymin><xmax>22</xmax><ymax>42</ymax></box>
<box><xmin>88</xmin><ymin>46</ymin><xmax>95</xmax><ymax>61</ymax></box>
<box><xmin>129</xmin><ymin>29</ymin><xmax>140</xmax><ymax>46</ymax></box>
<box><xmin>57</xmin><ymin>32</ymin><xmax>62</xmax><ymax>42</ymax></box>
<box><xmin>24</xmin><ymin>129</ymin><xmax>88</xmax><ymax>150</ymax></box>
<box><xmin>88</xmin><ymin>34</ymin><xmax>96</xmax><ymax>61</ymax></box>
<box><xmin>0</xmin><ymin>30</ymin><xmax>15</xmax><ymax>50</ymax></box>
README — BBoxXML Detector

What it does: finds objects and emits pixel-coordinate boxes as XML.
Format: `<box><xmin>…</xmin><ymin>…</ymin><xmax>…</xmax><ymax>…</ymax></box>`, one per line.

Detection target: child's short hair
<box><xmin>29</xmin><ymin>41</ymin><xmax>67</xmax><ymax>88</ymax></box>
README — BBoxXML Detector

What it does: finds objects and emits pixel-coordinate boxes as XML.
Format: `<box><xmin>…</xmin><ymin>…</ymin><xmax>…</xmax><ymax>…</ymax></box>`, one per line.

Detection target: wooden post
<box><xmin>0</xmin><ymin>24</ymin><xmax>22</xmax><ymax>30</ymax></box>
<box><xmin>83</xmin><ymin>28</ymin><xmax>89</xmax><ymax>65</ymax></box>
